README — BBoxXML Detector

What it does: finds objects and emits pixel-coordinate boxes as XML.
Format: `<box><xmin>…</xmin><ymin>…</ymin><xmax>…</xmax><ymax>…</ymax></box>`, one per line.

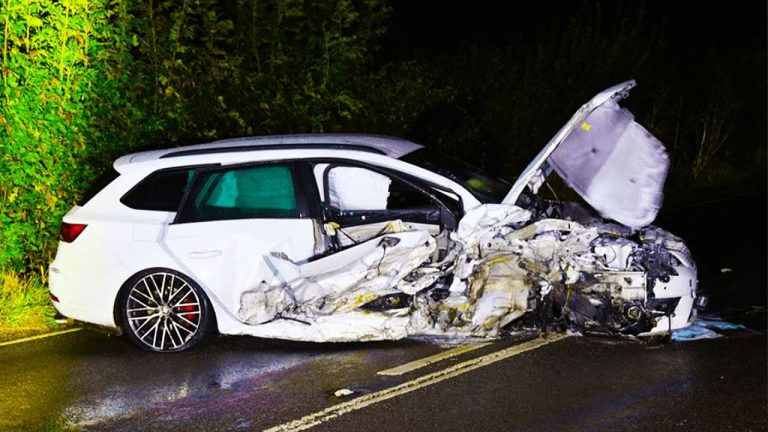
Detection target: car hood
<box><xmin>501</xmin><ymin>80</ymin><xmax>669</xmax><ymax>229</ymax></box>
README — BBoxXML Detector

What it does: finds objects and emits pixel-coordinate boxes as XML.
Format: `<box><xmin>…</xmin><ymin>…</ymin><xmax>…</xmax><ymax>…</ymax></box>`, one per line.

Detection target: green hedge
<box><xmin>0</xmin><ymin>0</ymin><xmax>135</xmax><ymax>271</ymax></box>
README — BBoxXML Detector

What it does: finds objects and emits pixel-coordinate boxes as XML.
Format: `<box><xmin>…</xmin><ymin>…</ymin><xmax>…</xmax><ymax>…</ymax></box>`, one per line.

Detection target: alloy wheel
<box><xmin>124</xmin><ymin>271</ymin><xmax>206</xmax><ymax>351</ymax></box>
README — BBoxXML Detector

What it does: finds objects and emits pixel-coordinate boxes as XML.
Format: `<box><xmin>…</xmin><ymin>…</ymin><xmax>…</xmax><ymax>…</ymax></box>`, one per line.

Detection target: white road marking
<box><xmin>377</xmin><ymin>341</ymin><xmax>493</xmax><ymax>376</ymax></box>
<box><xmin>263</xmin><ymin>334</ymin><xmax>568</xmax><ymax>432</ymax></box>
<box><xmin>0</xmin><ymin>328</ymin><xmax>82</xmax><ymax>347</ymax></box>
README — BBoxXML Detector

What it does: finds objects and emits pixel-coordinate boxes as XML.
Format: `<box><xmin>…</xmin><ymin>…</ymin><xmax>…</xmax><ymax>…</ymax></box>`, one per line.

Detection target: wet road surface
<box><xmin>316</xmin><ymin>332</ymin><xmax>767</xmax><ymax>432</ymax></box>
<box><xmin>1</xmin><ymin>193</ymin><xmax>765</xmax><ymax>431</ymax></box>
<box><xmin>1</xmin><ymin>324</ymin><xmax>764</xmax><ymax>431</ymax></box>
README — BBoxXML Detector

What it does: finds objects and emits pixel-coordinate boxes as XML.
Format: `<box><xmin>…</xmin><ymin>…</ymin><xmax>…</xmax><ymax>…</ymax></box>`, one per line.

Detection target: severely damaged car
<box><xmin>49</xmin><ymin>81</ymin><xmax>702</xmax><ymax>352</ymax></box>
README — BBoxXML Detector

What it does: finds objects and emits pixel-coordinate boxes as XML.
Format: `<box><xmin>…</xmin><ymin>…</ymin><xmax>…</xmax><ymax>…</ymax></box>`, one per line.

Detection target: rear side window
<box><xmin>78</xmin><ymin>168</ymin><xmax>120</xmax><ymax>206</ymax></box>
<box><xmin>121</xmin><ymin>168</ymin><xmax>196</xmax><ymax>211</ymax></box>
<box><xmin>176</xmin><ymin>165</ymin><xmax>299</xmax><ymax>223</ymax></box>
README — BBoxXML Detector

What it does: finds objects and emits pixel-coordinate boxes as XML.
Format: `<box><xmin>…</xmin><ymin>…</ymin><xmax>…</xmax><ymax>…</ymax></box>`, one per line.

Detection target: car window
<box><xmin>323</xmin><ymin>165</ymin><xmax>436</xmax><ymax>212</ymax></box>
<box><xmin>121</xmin><ymin>168</ymin><xmax>195</xmax><ymax>211</ymax></box>
<box><xmin>79</xmin><ymin>168</ymin><xmax>121</xmax><ymax>206</ymax></box>
<box><xmin>176</xmin><ymin>164</ymin><xmax>299</xmax><ymax>223</ymax></box>
<box><xmin>388</xmin><ymin>178</ymin><xmax>438</xmax><ymax>210</ymax></box>
<box><xmin>401</xmin><ymin>149</ymin><xmax>511</xmax><ymax>203</ymax></box>
<box><xmin>313</xmin><ymin>163</ymin><xmax>330</xmax><ymax>199</ymax></box>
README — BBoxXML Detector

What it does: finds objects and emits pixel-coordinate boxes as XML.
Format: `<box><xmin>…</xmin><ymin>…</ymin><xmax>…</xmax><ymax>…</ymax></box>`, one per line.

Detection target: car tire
<box><xmin>119</xmin><ymin>268</ymin><xmax>214</xmax><ymax>352</ymax></box>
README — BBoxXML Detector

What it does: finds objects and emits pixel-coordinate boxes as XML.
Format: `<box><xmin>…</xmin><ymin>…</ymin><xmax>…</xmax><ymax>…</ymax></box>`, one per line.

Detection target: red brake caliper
<box><xmin>177</xmin><ymin>305</ymin><xmax>197</xmax><ymax>324</ymax></box>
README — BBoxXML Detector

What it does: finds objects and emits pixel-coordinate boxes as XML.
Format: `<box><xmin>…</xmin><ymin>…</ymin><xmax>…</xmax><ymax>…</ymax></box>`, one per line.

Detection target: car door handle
<box><xmin>187</xmin><ymin>250</ymin><xmax>223</xmax><ymax>259</ymax></box>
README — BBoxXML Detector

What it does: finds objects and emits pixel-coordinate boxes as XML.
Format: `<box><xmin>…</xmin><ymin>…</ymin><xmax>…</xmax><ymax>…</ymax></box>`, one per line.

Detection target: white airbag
<box><xmin>328</xmin><ymin>167</ymin><xmax>391</xmax><ymax>210</ymax></box>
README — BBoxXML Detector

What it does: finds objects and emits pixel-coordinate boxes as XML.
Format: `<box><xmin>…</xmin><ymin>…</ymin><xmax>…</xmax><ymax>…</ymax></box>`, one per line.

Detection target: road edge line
<box><xmin>0</xmin><ymin>328</ymin><xmax>82</xmax><ymax>347</ymax></box>
<box><xmin>263</xmin><ymin>334</ymin><xmax>568</xmax><ymax>432</ymax></box>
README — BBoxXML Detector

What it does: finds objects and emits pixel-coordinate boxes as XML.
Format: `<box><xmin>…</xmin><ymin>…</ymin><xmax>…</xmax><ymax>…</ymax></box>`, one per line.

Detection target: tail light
<box><xmin>60</xmin><ymin>222</ymin><xmax>87</xmax><ymax>243</ymax></box>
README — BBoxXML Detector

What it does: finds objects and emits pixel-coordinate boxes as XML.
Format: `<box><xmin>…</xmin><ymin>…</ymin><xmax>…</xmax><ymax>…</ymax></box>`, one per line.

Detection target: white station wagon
<box><xmin>49</xmin><ymin>81</ymin><xmax>703</xmax><ymax>352</ymax></box>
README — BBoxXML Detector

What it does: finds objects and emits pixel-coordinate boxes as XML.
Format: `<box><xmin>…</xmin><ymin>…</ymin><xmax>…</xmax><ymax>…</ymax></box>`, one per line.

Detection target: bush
<box><xmin>0</xmin><ymin>0</ymin><xmax>142</xmax><ymax>271</ymax></box>
<box><xmin>0</xmin><ymin>269</ymin><xmax>54</xmax><ymax>328</ymax></box>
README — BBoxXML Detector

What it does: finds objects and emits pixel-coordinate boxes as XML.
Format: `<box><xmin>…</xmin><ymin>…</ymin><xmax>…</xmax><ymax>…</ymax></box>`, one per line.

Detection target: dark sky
<box><xmin>383</xmin><ymin>1</ymin><xmax>766</xmax><ymax>58</ymax></box>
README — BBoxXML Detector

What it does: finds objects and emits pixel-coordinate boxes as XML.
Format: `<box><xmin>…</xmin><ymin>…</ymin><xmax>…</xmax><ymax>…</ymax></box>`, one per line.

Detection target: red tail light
<box><xmin>60</xmin><ymin>222</ymin><xmax>87</xmax><ymax>243</ymax></box>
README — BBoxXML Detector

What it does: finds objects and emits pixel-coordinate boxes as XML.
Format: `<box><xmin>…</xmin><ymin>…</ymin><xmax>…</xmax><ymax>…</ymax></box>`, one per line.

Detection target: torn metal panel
<box><xmin>232</xmin><ymin>202</ymin><xmax>696</xmax><ymax>342</ymax></box>
<box><xmin>226</xmin><ymin>82</ymin><xmax>699</xmax><ymax>343</ymax></box>
<box><xmin>466</xmin><ymin>254</ymin><xmax>531</xmax><ymax>335</ymax></box>
<box><xmin>237</xmin><ymin>231</ymin><xmax>437</xmax><ymax>329</ymax></box>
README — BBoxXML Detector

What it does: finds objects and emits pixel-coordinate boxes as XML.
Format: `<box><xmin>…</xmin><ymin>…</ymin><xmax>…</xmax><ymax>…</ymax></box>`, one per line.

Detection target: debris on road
<box><xmin>333</xmin><ymin>389</ymin><xmax>355</xmax><ymax>398</ymax></box>
<box><xmin>672</xmin><ymin>318</ymin><xmax>748</xmax><ymax>341</ymax></box>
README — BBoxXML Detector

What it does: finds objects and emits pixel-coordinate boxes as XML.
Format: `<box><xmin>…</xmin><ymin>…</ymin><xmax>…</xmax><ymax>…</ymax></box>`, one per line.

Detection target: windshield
<box><xmin>402</xmin><ymin>149</ymin><xmax>511</xmax><ymax>203</ymax></box>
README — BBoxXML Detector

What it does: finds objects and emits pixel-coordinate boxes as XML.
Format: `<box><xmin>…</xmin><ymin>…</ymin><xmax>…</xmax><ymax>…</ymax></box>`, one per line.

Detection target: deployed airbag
<box><xmin>328</xmin><ymin>167</ymin><xmax>391</xmax><ymax>210</ymax></box>
<box><xmin>548</xmin><ymin>99</ymin><xmax>668</xmax><ymax>228</ymax></box>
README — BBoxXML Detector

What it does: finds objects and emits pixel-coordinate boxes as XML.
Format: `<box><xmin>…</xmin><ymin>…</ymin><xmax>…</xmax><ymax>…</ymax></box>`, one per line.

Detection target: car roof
<box><xmin>114</xmin><ymin>134</ymin><xmax>423</xmax><ymax>169</ymax></box>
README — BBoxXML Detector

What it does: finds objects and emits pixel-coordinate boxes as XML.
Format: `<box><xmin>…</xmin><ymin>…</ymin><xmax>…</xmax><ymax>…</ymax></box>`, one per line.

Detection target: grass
<box><xmin>0</xmin><ymin>269</ymin><xmax>57</xmax><ymax>331</ymax></box>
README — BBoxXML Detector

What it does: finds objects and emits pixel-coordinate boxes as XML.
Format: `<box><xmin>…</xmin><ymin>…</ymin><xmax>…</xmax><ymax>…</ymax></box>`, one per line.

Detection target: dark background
<box><xmin>377</xmin><ymin>1</ymin><xmax>765</xmax><ymax>202</ymax></box>
<box><xmin>1</xmin><ymin>0</ymin><xmax>765</xmax><ymax>271</ymax></box>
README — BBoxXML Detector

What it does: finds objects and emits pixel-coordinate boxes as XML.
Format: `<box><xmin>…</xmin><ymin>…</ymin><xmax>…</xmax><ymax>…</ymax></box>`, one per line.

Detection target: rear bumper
<box><xmin>48</xmin><ymin>240</ymin><xmax>130</xmax><ymax>328</ymax></box>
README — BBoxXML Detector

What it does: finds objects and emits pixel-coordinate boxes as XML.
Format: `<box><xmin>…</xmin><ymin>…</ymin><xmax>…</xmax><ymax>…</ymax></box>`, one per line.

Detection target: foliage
<box><xmin>0</xmin><ymin>0</ymin><xmax>140</xmax><ymax>272</ymax></box>
<box><xmin>0</xmin><ymin>269</ymin><xmax>54</xmax><ymax>328</ymax></box>
<box><xmin>127</xmin><ymin>0</ymin><xmax>390</xmax><ymax>141</ymax></box>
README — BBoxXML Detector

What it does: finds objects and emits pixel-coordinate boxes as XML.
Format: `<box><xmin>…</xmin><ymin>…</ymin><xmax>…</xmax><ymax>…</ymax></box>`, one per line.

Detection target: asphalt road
<box><xmin>1</xmin><ymin>193</ymin><xmax>765</xmax><ymax>431</ymax></box>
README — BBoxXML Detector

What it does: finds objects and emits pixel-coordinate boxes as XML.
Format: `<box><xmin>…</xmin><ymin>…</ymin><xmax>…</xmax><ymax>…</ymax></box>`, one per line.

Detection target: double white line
<box><xmin>264</xmin><ymin>334</ymin><xmax>568</xmax><ymax>432</ymax></box>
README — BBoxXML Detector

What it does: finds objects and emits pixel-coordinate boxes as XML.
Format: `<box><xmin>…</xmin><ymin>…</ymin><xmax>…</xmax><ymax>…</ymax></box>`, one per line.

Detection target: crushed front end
<box><xmin>406</xmin><ymin>204</ymin><xmax>700</xmax><ymax>339</ymax></box>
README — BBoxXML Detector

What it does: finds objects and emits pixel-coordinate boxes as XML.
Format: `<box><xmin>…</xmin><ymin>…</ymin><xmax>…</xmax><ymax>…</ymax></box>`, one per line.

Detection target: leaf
<box><xmin>26</xmin><ymin>16</ymin><xmax>44</xmax><ymax>27</ymax></box>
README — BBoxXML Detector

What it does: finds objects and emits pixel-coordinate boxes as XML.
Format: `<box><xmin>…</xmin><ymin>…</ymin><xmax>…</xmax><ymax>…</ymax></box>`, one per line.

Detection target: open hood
<box><xmin>502</xmin><ymin>80</ymin><xmax>669</xmax><ymax>229</ymax></box>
